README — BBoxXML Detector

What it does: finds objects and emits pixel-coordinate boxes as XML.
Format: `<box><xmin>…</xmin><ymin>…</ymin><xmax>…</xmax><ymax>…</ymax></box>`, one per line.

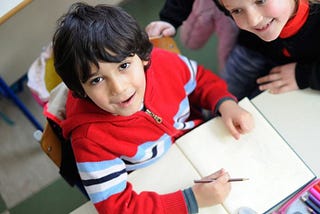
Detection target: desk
<box><xmin>0</xmin><ymin>77</ymin><xmax>43</xmax><ymax>130</ymax></box>
<box><xmin>71</xmin><ymin>89</ymin><xmax>320</xmax><ymax>214</ymax></box>
<box><xmin>252</xmin><ymin>89</ymin><xmax>320</xmax><ymax>176</ymax></box>
<box><xmin>0</xmin><ymin>0</ymin><xmax>42</xmax><ymax>130</ymax></box>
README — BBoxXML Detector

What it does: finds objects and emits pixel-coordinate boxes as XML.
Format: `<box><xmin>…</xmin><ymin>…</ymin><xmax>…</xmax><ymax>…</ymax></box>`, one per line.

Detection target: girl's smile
<box><xmin>221</xmin><ymin>0</ymin><xmax>296</xmax><ymax>41</ymax></box>
<box><xmin>254</xmin><ymin>18</ymin><xmax>274</xmax><ymax>32</ymax></box>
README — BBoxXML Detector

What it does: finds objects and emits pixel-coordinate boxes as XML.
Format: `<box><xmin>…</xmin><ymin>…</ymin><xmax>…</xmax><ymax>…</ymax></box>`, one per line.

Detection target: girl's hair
<box><xmin>214</xmin><ymin>0</ymin><xmax>320</xmax><ymax>16</ymax></box>
<box><xmin>309</xmin><ymin>0</ymin><xmax>320</xmax><ymax>3</ymax></box>
<box><xmin>213</xmin><ymin>0</ymin><xmax>230</xmax><ymax>16</ymax></box>
<box><xmin>52</xmin><ymin>2</ymin><xmax>152</xmax><ymax>98</ymax></box>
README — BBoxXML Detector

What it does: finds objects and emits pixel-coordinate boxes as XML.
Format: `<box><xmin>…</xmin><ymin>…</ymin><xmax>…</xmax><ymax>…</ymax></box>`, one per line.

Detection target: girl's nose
<box><xmin>246</xmin><ymin>7</ymin><xmax>263</xmax><ymax>27</ymax></box>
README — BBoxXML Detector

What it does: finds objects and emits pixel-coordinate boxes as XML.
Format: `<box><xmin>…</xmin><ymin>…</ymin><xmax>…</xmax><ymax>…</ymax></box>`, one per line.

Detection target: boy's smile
<box><xmin>81</xmin><ymin>54</ymin><xmax>148</xmax><ymax>116</ymax></box>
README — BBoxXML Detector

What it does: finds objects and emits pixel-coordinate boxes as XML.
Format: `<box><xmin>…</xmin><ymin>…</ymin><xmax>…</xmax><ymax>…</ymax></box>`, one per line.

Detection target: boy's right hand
<box><xmin>192</xmin><ymin>169</ymin><xmax>231</xmax><ymax>207</ymax></box>
<box><xmin>145</xmin><ymin>21</ymin><xmax>176</xmax><ymax>37</ymax></box>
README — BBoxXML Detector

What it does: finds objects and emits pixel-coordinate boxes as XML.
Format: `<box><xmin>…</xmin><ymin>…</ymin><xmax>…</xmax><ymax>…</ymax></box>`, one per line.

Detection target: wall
<box><xmin>0</xmin><ymin>0</ymin><xmax>122</xmax><ymax>85</ymax></box>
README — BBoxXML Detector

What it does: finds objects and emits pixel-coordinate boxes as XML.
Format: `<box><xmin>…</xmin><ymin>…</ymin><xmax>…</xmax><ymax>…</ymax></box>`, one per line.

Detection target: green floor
<box><xmin>0</xmin><ymin>1</ymin><xmax>218</xmax><ymax>213</ymax></box>
<box><xmin>8</xmin><ymin>179</ymin><xmax>88</xmax><ymax>214</ymax></box>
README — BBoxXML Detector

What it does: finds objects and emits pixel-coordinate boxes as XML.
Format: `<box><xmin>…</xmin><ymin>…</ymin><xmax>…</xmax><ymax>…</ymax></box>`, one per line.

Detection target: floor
<box><xmin>0</xmin><ymin>0</ymin><xmax>219</xmax><ymax>213</ymax></box>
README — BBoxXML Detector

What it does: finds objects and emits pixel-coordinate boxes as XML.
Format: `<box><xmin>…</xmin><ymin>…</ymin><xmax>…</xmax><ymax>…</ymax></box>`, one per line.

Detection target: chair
<box><xmin>39</xmin><ymin>36</ymin><xmax>181</xmax><ymax>195</ymax></box>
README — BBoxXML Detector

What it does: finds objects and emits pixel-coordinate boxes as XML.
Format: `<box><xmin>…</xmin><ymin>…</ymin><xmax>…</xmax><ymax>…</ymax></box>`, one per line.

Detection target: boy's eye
<box><xmin>119</xmin><ymin>62</ymin><xmax>130</xmax><ymax>71</ymax></box>
<box><xmin>90</xmin><ymin>77</ymin><xmax>103</xmax><ymax>85</ymax></box>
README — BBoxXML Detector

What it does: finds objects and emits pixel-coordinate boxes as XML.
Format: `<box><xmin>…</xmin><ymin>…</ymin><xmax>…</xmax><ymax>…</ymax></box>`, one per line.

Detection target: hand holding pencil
<box><xmin>192</xmin><ymin>169</ymin><xmax>231</xmax><ymax>207</ymax></box>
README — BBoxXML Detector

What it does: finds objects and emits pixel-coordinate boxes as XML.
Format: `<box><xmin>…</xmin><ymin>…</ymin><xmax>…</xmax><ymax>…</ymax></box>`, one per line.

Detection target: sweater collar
<box><xmin>280</xmin><ymin>0</ymin><xmax>309</xmax><ymax>38</ymax></box>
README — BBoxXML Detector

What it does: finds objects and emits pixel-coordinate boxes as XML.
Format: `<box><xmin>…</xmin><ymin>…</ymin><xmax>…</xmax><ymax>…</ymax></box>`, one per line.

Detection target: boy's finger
<box><xmin>227</xmin><ymin>120</ymin><xmax>240</xmax><ymax>140</ymax></box>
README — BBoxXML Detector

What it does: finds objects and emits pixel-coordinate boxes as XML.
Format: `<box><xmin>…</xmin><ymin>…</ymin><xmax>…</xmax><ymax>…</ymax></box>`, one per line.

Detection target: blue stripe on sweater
<box><xmin>123</xmin><ymin>134</ymin><xmax>172</xmax><ymax>171</ymax></box>
<box><xmin>90</xmin><ymin>180</ymin><xmax>127</xmax><ymax>203</ymax></box>
<box><xmin>77</xmin><ymin>134</ymin><xmax>173</xmax><ymax>202</ymax></box>
<box><xmin>172</xmin><ymin>56</ymin><xmax>197</xmax><ymax>130</ymax></box>
<box><xmin>77</xmin><ymin>158</ymin><xmax>123</xmax><ymax>173</ymax></box>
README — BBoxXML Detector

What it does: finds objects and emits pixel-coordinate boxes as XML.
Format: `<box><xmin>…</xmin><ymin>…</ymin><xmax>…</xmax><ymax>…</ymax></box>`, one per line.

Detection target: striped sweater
<box><xmin>62</xmin><ymin>48</ymin><xmax>235</xmax><ymax>213</ymax></box>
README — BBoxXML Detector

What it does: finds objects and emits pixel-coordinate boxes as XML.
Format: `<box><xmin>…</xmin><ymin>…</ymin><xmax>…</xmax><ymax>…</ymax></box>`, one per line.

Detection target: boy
<box><xmin>52</xmin><ymin>2</ymin><xmax>254</xmax><ymax>213</ymax></box>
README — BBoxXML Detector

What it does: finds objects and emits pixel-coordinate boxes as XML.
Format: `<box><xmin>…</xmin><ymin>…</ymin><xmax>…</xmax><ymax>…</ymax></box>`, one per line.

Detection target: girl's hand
<box><xmin>219</xmin><ymin>100</ymin><xmax>254</xmax><ymax>140</ymax></box>
<box><xmin>257</xmin><ymin>62</ymin><xmax>299</xmax><ymax>94</ymax></box>
<box><xmin>145</xmin><ymin>21</ymin><xmax>176</xmax><ymax>37</ymax></box>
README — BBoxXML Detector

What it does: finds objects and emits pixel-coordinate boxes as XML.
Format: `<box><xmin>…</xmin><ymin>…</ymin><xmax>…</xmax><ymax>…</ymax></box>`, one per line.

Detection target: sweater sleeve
<box><xmin>71</xmin><ymin>137</ymin><xmax>188</xmax><ymax>214</ymax></box>
<box><xmin>295</xmin><ymin>61</ymin><xmax>320</xmax><ymax>90</ymax></box>
<box><xmin>159</xmin><ymin>0</ymin><xmax>194</xmax><ymax>29</ymax></box>
<box><xmin>185</xmin><ymin>59</ymin><xmax>237</xmax><ymax>112</ymax></box>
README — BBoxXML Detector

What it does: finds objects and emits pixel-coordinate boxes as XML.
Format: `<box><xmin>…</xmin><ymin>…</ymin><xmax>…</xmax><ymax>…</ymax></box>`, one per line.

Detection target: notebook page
<box><xmin>128</xmin><ymin>144</ymin><xmax>228</xmax><ymax>214</ymax></box>
<box><xmin>175</xmin><ymin>98</ymin><xmax>315</xmax><ymax>214</ymax></box>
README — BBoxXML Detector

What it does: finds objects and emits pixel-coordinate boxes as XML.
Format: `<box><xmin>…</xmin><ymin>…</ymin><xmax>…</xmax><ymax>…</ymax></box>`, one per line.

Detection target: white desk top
<box><xmin>252</xmin><ymin>89</ymin><xmax>320</xmax><ymax>176</ymax></box>
<box><xmin>71</xmin><ymin>89</ymin><xmax>320</xmax><ymax>214</ymax></box>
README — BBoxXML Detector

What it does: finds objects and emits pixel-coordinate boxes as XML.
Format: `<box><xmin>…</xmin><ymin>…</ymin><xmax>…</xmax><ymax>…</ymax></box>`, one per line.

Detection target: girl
<box><xmin>213</xmin><ymin>0</ymin><xmax>320</xmax><ymax>99</ymax></box>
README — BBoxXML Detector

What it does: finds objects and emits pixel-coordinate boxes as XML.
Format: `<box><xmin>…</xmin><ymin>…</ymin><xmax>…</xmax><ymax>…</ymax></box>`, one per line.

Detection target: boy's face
<box><xmin>81</xmin><ymin>54</ymin><xmax>148</xmax><ymax>116</ymax></box>
<box><xmin>221</xmin><ymin>0</ymin><xmax>296</xmax><ymax>41</ymax></box>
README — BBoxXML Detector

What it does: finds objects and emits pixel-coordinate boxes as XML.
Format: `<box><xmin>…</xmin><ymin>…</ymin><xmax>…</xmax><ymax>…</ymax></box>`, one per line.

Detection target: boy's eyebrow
<box><xmin>86</xmin><ymin>69</ymin><xmax>100</xmax><ymax>80</ymax></box>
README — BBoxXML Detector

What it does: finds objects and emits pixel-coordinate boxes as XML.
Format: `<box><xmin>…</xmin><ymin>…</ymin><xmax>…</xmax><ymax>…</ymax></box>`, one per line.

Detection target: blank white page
<box><xmin>175</xmin><ymin>98</ymin><xmax>315</xmax><ymax>214</ymax></box>
<box><xmin>128</xmin><ymin>144</ymin><xmax>228</xmax><ymax>214</ymax></box>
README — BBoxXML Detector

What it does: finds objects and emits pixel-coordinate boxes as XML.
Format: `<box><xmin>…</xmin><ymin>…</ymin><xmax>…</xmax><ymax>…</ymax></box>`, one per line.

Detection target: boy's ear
<box><xmin>143</xmin><ymin>60</ymin><xmax>149</xmax><ymax>66</ymax></box>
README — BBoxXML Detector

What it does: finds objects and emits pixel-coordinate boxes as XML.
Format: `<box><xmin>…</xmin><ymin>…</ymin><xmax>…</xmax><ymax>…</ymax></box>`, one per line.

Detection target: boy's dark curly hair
<box><xmin>52</xmin><ymin>2</ymin><xmax>152</xmax><ymax>98</ymax></box>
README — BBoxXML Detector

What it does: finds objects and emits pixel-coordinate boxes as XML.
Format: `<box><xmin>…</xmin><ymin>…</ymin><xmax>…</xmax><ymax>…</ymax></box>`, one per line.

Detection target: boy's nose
<box><xmin>109</xmin><ymin>78</ymin><xmax>125</xmax><ymax>95</ymax></box>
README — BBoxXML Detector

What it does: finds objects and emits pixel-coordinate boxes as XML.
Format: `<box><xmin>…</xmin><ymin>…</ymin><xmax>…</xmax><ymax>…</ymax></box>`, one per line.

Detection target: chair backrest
<box><xmin>40</xmin><ymin>37</ymin><xmax>181</xmax><ymax>188</ymax></box>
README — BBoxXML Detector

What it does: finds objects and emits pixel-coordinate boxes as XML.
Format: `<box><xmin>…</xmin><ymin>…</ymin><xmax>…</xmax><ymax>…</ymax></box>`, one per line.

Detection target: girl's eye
<box><xmin>255</xmin><ymin>0</ymin><xmax>266</xmax><ymax>5</ymax></box>
<box><xmin>90</xmin><ymin>77</ymin><xmax>103</xmax><ymax>85</ymax></box>
<box><xmin>119</xmin><ymin>62</ymin><xmax>130</xmax><ymax>71</ymax></box>
<box><xmin>231</xmin><ymin>8</ymin><xmax>242</xmax><ymax>15</ymax></box>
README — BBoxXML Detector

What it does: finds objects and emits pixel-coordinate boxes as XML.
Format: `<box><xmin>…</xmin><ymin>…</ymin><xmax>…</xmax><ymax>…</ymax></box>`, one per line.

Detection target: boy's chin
<box><xmin>116</xmin><ymin>108</ymin><xmax>140</xmax><ymax>117</ymax></box>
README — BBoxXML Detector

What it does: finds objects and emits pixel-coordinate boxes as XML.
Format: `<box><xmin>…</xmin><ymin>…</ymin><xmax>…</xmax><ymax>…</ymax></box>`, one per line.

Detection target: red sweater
<box><xmin>62</xmin><ymin>48</ymin><xmax>235</xmax><ymax>213</ymax></box>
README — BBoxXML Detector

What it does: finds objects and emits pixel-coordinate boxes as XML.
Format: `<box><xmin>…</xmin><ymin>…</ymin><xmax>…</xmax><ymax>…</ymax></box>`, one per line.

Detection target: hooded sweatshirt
<box><xmin>62</xmin><ymin>48</ymin><xmax>235</xmax><ymax>213</ymax></box>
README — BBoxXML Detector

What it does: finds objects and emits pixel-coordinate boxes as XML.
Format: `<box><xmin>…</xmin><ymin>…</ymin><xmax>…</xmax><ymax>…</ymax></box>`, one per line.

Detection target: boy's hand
<box><xmin>257</xmin><ymin>62</ymin><xmax>298</xmax><ymax>94</ymax></box>
<box><xmin>192</xmin><ymin>169</ymin><xmax>231</xmax><ymax>207</ymax></box>
<box><xmin>219</xmin><ymin>100</ymin><xmax>254</xmax><ymax>140</ymax></box>
<box><xmin>145</xmin><ymin>21</ymin><xmax>176</xmax><ymax>37</ymax></box>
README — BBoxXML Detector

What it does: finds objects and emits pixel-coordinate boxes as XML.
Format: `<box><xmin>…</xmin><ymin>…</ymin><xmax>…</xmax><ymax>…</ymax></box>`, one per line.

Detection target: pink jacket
<box><xmin>180</xmin><ymin>0</ymin><xmax>239</xmax><ymax>71</ymax></box>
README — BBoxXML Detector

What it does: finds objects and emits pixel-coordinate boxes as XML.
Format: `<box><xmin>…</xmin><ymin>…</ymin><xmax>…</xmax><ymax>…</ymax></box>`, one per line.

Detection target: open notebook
<box><xmin>128</xmin><ymin>98</ymin><xmax>316</xmax><ymax>214</ymax></box>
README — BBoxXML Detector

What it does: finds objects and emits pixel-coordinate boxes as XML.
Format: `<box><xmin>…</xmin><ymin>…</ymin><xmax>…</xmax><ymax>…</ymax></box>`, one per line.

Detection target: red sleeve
<box><xmin>189</xmin><ymin>64</ymin><xmax>236</xmax><ymax>112</ymax></box>
<box><xmin>71</xmin><ymin>134</ymin><xmax>188</xmax><ymax>214</ymax></box>
<box><xmin>95</xmin><ymin>185</ymin><xmax>187</xmax><ymax>214</ymax></box>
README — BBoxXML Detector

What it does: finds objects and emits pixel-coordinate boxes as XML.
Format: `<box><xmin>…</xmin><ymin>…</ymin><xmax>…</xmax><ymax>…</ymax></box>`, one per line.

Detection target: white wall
<box><xmin>0</xmin><ymin>0</ymin><xmax>122</xmax><ymax>85</ymax></box>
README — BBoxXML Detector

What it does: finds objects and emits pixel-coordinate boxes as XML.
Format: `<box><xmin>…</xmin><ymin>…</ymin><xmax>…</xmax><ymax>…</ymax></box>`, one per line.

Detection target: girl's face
<box><xmin>81</xmin><ymin>54</ymin><xmax>148</xmax><ymax>116</ymax></box>
<box><xmin>221</xmin><ymin>0</ymin><xmax>297</xmax><ymax>41</ymax></box>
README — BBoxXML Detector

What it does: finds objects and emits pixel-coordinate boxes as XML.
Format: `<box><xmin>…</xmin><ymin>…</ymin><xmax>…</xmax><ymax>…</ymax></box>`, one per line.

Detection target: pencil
<box><xmin>300</xmin><ymin>196</ymin><xmax>320</xmax><ymax>214</ymax></box>
<box><xmin>194</xmin><ymin>178</ymin><xmax>249</xmax><ymax>183</ymax></box>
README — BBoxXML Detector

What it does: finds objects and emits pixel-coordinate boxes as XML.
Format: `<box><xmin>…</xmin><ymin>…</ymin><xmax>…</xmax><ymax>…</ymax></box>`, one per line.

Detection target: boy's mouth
<box><xmin>119</xmin><ymin>92</ymin><xmax>136</xmax><ymax>107</ymax></box>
